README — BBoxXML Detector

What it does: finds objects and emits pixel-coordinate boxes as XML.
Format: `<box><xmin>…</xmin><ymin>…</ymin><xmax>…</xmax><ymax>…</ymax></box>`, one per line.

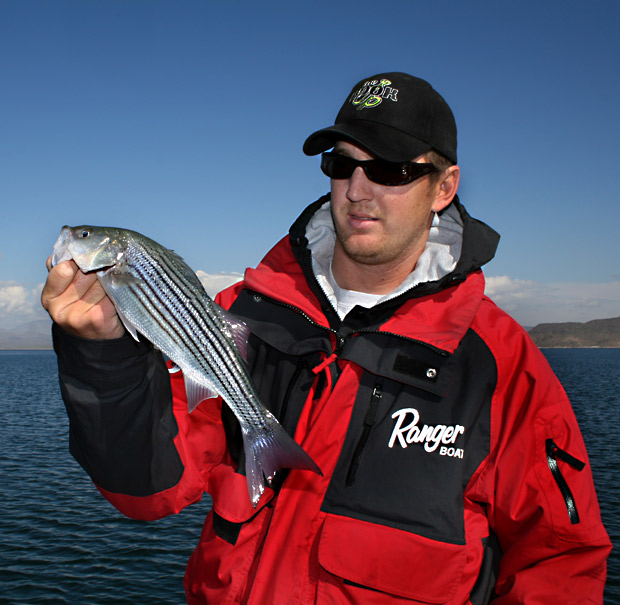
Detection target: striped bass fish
<box><xmin>51</xmin><ymin>225</ymin><xmax>321</xmax><ymax>506</ymax></box>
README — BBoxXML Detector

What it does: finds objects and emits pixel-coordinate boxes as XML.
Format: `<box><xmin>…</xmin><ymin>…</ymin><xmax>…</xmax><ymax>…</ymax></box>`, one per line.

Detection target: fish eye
<box><xmin>79</xmin><ymin>229</ymin><xmax>91</xmax><ymax>239</ymax></box>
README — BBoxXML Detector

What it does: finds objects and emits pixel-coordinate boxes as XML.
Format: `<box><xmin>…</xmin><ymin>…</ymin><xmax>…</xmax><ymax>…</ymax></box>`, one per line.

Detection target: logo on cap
<box><xmin>350</xmin><ymin>78</ymin><xmax>398</xmax><ymax>110</ymax></box>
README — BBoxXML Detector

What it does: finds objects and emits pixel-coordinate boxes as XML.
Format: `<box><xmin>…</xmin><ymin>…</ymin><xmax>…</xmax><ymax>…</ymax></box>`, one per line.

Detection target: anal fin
<box><xmin>184</xmin><ymin>374</ymin><xmax>220</xmax><ymax>412</ymax></box>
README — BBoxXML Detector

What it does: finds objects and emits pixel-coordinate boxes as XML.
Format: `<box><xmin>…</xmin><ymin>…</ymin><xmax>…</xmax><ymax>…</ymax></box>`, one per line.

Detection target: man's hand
<box><xmin>41</xmin><ymin>257</ymin><xmax>125</xmax><ymax>340</ymax></box>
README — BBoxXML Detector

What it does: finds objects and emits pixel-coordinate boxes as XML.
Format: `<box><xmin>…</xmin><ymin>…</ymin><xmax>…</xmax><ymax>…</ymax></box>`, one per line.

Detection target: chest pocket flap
<box><xmin>341</xmin><ymin>332</ymin><xmax>457</xmax><ymax>397</ymax></box>
<box><xmin>318</xmin><ymin>513</ymin><xmax>467</xmax><ymax>602</ymax></box>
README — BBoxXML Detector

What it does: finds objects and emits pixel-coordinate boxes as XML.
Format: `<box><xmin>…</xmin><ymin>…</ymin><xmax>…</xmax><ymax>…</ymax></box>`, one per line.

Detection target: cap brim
<box><xmin>303</xmin><ymin>120</ymin><xmax>432</xmax><ymax>163</ymax></box>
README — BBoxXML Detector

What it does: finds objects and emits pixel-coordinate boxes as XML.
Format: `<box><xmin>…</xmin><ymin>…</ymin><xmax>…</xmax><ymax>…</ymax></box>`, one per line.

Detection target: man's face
<box><xmin>330</xmin><ymin>140</ymin><xmax>441</xmax><ymax>274</ymax></box>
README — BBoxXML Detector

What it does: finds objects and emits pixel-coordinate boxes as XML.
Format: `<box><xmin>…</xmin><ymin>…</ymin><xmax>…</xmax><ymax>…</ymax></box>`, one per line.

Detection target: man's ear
<box><xmin>432</xmin><ymin>165</ymin><xmax>460</xmax><ymax>212</ymax></box>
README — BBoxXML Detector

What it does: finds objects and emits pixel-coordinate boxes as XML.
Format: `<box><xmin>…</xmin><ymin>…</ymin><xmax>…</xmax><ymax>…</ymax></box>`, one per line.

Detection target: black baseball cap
<box><xmin>303</xmin><ymin>72</ymin><xmax>457</xmax><ymax>164</ymax></box>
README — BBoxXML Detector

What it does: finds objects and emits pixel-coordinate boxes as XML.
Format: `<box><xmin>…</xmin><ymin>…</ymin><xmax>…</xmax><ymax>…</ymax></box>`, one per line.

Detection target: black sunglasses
<box><xmin>320</xmin><ymin>152</ymin><xmax>438</xmax><ymax>186</ymax></box>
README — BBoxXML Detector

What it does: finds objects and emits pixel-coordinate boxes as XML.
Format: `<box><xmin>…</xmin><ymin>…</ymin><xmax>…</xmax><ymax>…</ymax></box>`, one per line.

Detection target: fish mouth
<box><xmin>95</xmin><ymin>264</ymin><xmax>120</xmax><ymax>276</ymax></box>
<box><xmin>51</xmin><ymin>227</ymin><xmax>72</xmax><ymax>267</ymax></box>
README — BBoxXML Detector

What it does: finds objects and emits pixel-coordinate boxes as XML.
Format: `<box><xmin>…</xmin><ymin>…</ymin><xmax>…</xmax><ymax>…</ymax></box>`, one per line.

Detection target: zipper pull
<box><xmin>365</xmin><ymin>385</ymin><xmax>382</xmax><ymax>426</ymax></box>
<box><xmin>346</xmin><ymin>384</ymin><xmax>383</xmax><ymax>487</ymax></box>
<box><xmin>545</xmin><ymin>439</ymin><xmax>585</xmax><ymax>524</ymax></box>
<box><xmin>547</xmin><ymin>439</ymin><xmax>585</xmax><ymax>470</ymax></box>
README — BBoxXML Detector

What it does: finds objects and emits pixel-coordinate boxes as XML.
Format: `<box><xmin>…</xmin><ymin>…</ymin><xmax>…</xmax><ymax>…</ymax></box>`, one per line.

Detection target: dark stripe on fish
<box><xmin>129</xmin><ymin>245</ymin><xmax>259</xmax><ymax>419</ymax></box>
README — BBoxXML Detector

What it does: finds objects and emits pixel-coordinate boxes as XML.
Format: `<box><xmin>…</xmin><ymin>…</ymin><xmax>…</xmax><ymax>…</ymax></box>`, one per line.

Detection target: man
<box><xmin>42</xmin><ymin>72</ymin><xmax>611</xmax><ymax>603</ymax></box>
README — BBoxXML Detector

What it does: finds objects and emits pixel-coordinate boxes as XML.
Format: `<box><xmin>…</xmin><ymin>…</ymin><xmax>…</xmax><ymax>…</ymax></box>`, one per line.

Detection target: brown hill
<box><xmin>528</xmin><ymin>317</ymin><xmax>620</xmax><ymax>348</ymax></box>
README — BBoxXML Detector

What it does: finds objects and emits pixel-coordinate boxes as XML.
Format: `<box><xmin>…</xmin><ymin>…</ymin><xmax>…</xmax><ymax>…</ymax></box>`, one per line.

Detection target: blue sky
<box><xmin>1</xmin><ymin>0</ymin><xmax>619</xmax><ymax>331</ymax></box>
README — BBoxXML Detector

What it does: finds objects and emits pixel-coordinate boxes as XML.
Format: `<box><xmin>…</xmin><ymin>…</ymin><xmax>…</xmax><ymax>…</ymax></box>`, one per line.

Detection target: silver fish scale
<box><xmin>108</xmin><ymin>240</ymin><xmax>268</xmax><ymax>429</ymax></box>
<box><xmin>52</xmin><ymin>224</ymin><xmax>321</xmax><ymax>506</ymax></box>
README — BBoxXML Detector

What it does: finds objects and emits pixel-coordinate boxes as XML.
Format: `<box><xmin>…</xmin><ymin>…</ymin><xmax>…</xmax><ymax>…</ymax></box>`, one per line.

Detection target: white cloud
<box><xmin>485</xmin><ymin>276</ymin><xmax>620</xmax><ymax>326</ymax></box>
<box><xmin>0</xmin><ymin>272</ymin><xmax>243</xmax><ymax>330</ymax></box>
<box><xmin>2</xmin><ymin>274</ymin><xmax>618</xmax><ymax>340</ymax></box>
<box><xmin>196</xmin><ymin>271</ymin><xmax>244</xmax><ymax>298</ymax></box>
<box><xmin>0</xmin><ymin>272</ymin><xmax>246</xmax><ymax>348</ymax></box>
<box><xmin>0</xmin><ymin>281</ymin><xmax>47</xmax><ymax>325</ymax></box>
<box><xmin>0</xmin><ymin>283</ymin><xmax>29</xmax><ymax>313</ymax></box>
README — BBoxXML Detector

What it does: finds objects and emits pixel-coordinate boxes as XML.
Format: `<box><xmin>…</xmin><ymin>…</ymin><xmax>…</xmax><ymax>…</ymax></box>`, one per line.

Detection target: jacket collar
<box><xmin>304</xmin><ymin>198</ymin><xmax>466</xmax><ymax>316</ymax></box>
<box><xmin>241</xmin><ymin>195</ymin><xmax>500</xmax><ymax>351</ymax></box>
<box><xmin>289</xmin><ymin>194</ymin><xmax>499</xmax><ymax>306</ymax></box>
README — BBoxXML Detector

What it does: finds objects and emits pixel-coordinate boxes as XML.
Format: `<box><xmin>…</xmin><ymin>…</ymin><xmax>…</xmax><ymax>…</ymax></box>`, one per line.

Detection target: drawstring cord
<box><xmin>303</xmin><ymin>352</ymin><xmax>339</xmax><ymax>429</ymax></box>
<box><xmin>311</xmin><ymin>352</ymin><xmax>338</xmax><ymax>375</ymax></box>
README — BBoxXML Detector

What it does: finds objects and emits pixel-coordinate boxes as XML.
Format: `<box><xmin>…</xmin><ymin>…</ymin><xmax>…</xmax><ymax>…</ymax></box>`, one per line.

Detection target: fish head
<box><xmin>52</xmin><ymin>225</ymin><xmax>127</xmax><ymax>272</ymax></box>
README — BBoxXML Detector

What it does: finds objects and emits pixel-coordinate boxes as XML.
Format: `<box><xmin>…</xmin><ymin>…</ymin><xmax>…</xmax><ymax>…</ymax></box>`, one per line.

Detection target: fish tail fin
<box><xmin>242</xmin><ymin>415</ymin><xmax>321</xmax><ymax>506</ymax></box>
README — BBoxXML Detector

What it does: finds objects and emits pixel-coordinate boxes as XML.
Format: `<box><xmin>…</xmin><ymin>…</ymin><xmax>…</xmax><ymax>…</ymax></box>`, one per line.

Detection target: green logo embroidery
<box><xmin>350</xmin><ymin>79</ymin><xmax>398</xmax><ymax>110</ymax></box>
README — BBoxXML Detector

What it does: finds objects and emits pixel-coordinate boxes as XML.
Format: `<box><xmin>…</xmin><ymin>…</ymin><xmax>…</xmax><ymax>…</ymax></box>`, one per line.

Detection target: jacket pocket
<box><xmin>208</xmin><ymin>463</ymin><xmax>276</xmax><ymax>543</ymax></box>
<box><xmin>317</xmin><ymin>513</ymin><xmax>467</xmax><ymax>603</ymax></box>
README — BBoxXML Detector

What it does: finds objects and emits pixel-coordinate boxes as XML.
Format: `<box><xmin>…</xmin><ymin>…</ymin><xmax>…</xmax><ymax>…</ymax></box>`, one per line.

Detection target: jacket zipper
<box><xmin>248</xmin><ymin>290</ymin><xmax>450</xmax><ymax>358</ymax></box>
<box><xmin>346</xmin><ymin>384</ymin><xmax>383</xmax><ymax>486</ymax></box>
<box><xmin>545</xmin><ymin>438</ymin><xmax>585</xmax><ymax>524</ymax></box>
<box><xmin>280</xmin><ymin>360</ymin><xmax>309</xmax><ymax>427</ymax></box>
<box><xmin>248</xmin><ymin>290</ymin><xmax>341</xmax><ymax>343</ymax></box>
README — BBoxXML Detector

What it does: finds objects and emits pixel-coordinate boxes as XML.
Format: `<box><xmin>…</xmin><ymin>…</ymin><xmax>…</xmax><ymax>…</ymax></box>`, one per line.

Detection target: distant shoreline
<box><xmin>538</xmin><ymin>346</ymin><xmax>620</xmax><ymax>349</ymax></box>
<box><xmin>528</xmin><ymin>317</ymin><xmax>620</xmax><ymax>349</ymax></box>
<box><xmin>3</xmin><ymin>317</ymin><xmax>620</xmax><ymax>351</ymax></box>
<box><xmin>2</xmin><ymin>346</ymin><xmax>620</xmax><ymax>353</ymax></box>
<box><xmin>0</xmin><ymin>348</ymin><xmax>53</xmax><ymax>352</ymax></box>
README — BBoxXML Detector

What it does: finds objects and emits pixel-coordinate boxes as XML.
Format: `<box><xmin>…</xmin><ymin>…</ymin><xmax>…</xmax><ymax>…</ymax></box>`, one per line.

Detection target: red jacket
<box><xmin>54</xmin><ymin>197</ymin><xmax>611</xmax><ymax>603</ymax></box>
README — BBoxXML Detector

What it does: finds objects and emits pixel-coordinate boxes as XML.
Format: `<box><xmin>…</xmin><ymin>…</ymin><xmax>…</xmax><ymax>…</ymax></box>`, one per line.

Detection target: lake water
<box><xmin>0</xmin><ymin>349</ymin><xmax>618</xmax><ymax>603</ymax></box>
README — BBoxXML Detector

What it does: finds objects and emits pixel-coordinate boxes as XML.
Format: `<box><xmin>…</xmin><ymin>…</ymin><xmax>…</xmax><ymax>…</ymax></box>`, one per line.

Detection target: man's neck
<box><xmin>331</xmin><ymin>241</ymin><xmax>427</xmax><ymax>295</ymax></box>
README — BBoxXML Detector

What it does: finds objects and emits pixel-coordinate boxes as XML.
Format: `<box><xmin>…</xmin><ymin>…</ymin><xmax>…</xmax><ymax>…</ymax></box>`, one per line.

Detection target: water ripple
<box><xmin>1</xmin><ymin>350</ymin><xmax>618</xmax><ymax>603</ymax></box>
<box><xmin>0</xmin><ymin>351</ymin><xmax>210</xmax><ymax>604</ymax></box>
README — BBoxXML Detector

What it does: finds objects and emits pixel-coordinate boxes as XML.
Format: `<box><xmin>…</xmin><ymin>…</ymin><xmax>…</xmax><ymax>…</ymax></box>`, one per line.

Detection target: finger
<box><xmin>78</xmin><ymin>275</ymin><xmax>110</xmax><ymax>307</ymax></box>
<box><xmin>68</xmin><ymin>268</ymin><xmax>102</xmax><ymax>301</ymax></box>
<box><xmin>55</xmin><ymin>279</ymin><xmax>125</xmax><ymax>340</ymax></box>
<box><xmin>41</xmin><ymin>260</ymin><xmax>79</xmax><ymax>303</ymax></box>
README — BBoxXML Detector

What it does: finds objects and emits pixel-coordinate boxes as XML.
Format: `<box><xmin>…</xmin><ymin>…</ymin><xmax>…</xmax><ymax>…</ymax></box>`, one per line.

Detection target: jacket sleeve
<box><xmin>53</xmin><ymin>319</ymin><xmax>230</xmax><ymax>521</ymax></box>
<box><xmin>477</xmin><ymin>314</ymin><xmax>612</xmax><ymax>603</ymax></box>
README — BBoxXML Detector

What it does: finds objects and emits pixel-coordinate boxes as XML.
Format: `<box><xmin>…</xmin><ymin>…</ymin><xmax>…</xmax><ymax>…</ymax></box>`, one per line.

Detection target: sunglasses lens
<box><xmin>366</xmin><ymin>161</ymin><xmax>437</xmax><ymax>185</ymax></box>
<box><xmin>321</xmin><ymin>154</ymin><xmax>355</xmax><ymax>179</ymax></box>
<box><xmin>321</xmin><ymin>153</ymin><xmax>436</xmax><ymax>186</ymax></box>
<box><xmin>365</xmin><ymin>163</ymin><xmax>410</xmax><ymax>186</ymax></box>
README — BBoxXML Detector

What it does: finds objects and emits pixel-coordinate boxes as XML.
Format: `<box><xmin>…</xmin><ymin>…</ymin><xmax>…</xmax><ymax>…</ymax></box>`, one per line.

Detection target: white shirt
<box><xmin>306</xmin><ymin>201</ymin><xmax>464</xmax><ymax>320</ymax></box>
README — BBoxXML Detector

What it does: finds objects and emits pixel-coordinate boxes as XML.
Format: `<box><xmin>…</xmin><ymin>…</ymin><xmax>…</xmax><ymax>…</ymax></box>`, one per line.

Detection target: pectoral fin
<box><xmin>116</xmin><ymin>307</ymin><xmax>140</xmax><ymax>342</ymax></box>
<box><xmin>98</xmin><ymin>268</ymin><xmax>142</xmax><ymax>341</ymax></box>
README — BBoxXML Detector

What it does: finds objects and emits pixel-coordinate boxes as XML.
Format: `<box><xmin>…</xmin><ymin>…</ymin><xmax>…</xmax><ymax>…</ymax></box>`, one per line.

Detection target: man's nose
<box><xmin>346</xmin><ymin>166</ymin><xmax>373</xmax><ymax>202</ymax></box>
